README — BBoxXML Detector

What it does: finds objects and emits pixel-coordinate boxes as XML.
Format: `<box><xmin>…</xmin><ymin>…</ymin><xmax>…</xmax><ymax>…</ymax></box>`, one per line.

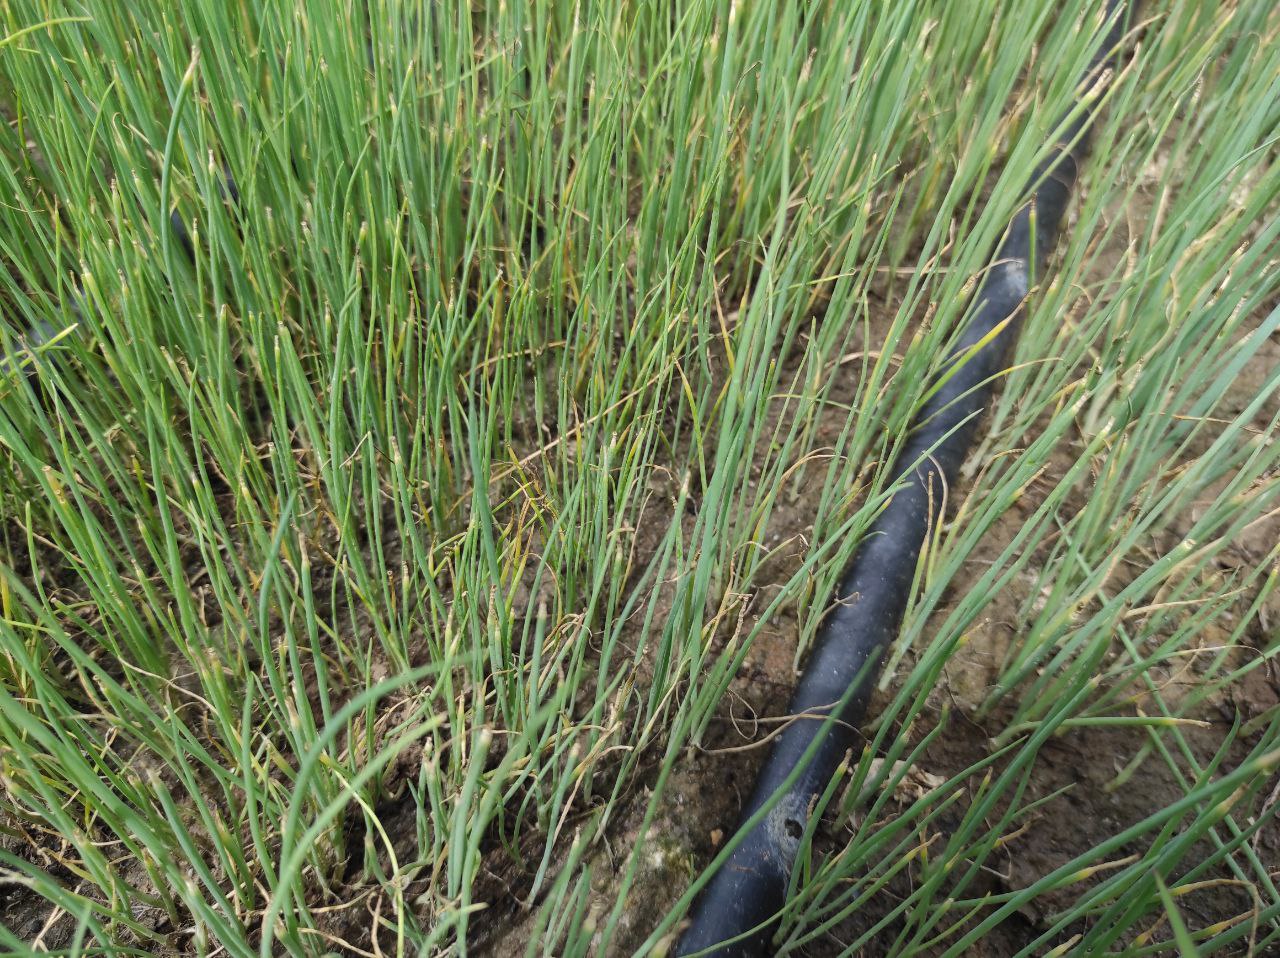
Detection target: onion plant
<box><xmin>0</xmin><ymin>1</ymin><xmax>1276</xmax><ymax>955</ymax></box>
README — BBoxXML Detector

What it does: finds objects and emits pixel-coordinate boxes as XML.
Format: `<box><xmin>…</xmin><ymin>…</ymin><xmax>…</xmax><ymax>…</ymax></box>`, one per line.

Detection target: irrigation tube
<box><xmin>676</xmin><ymin>4</ymin><xmax>1133</xmax><ymax>955</ymax></box>
<box><xmin>0</xmin><ymin>173</ymin><xmax>239</xmax><ymax>383</ymax></box>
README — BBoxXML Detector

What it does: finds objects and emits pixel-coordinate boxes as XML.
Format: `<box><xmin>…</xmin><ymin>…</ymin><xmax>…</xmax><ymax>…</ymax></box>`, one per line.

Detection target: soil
<box><xmin>486</xmin><ymin>199</ymin><xmax>1280</xmax><ymax>955</ymax></box>
<box><xmin>8</xmin><ymin>230</ymin><xmax>1276</xmax><ymax>958</ymax></box>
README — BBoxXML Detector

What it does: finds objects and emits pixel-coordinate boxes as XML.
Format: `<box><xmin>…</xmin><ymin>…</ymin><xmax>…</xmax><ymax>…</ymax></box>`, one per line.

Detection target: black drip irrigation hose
<box><xmin>1</xmin><ymin>170</ymin><xmax>241</xmax><ymax>383</ymax></box>
<box><xmin>168</xmin><ymin>164</ymin><xmax>241</xmax><ymax>263</ymax></box>
<box><xmin>676</xmin><ymin>5</ymin><xmax>1133</xmax><ymax>955</ymax></box>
